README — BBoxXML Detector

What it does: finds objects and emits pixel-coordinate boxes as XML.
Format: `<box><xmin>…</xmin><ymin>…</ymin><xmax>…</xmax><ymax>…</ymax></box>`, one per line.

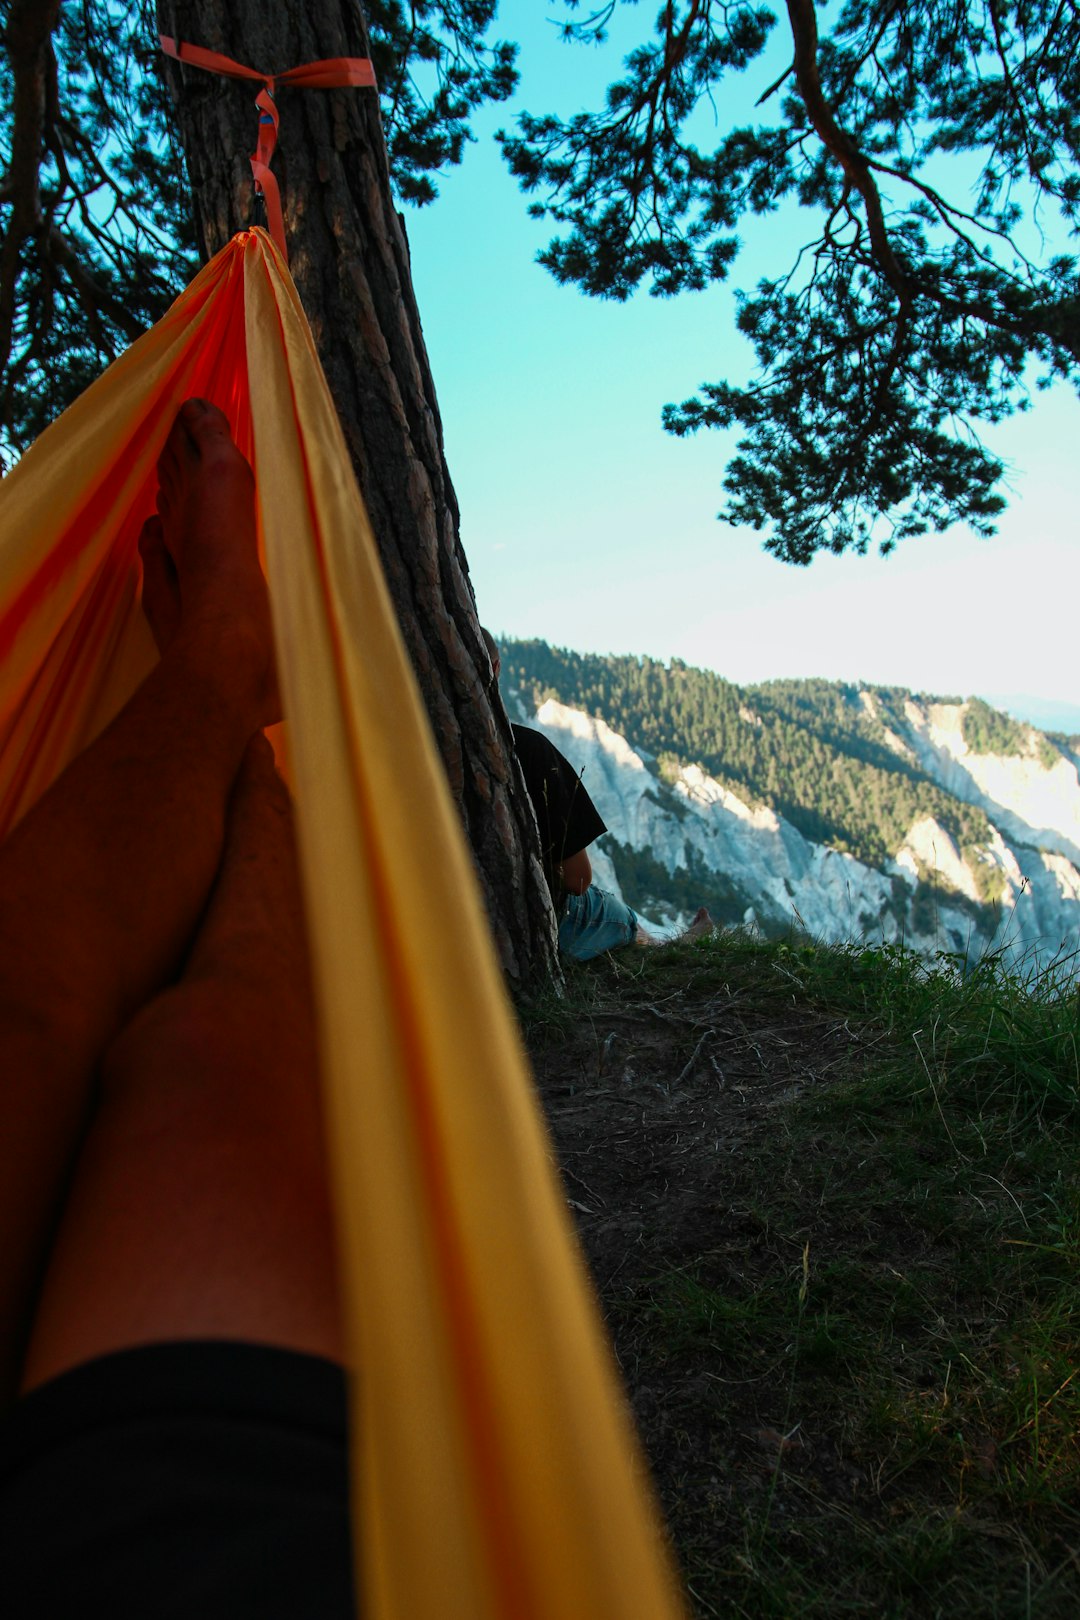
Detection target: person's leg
<box><xmin>558</xmin><ymin>888</ymin><xmax>716</xmax><ymax>959</ymax></box>
<box><xmin>558</xmin><ymin>884</ymin><xmax>641</xmax><ymax>961</ymax></box>
<box><xmin>0</xmin><ymin>400</ymin><xmax>277</xmax><ymax>1398</ymax></box>
<box><xmin>20</xmin><ymin>732</ymin><xmax>343</xmax><ymax>1392</ymax></box>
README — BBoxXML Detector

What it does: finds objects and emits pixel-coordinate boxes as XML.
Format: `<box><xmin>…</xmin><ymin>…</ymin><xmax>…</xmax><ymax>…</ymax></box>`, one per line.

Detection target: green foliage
<box><xmin>962</xmin><ymin>698</ymin><xmax>1061</xmax><ymax>768</ymax></box>
<box><xmin>642</xmin><ymin>783</ymin><xmax>690</xmax><ymax>824</ymax></box>
<box><xmin>763</xmin><ymin>931</ymin><xmax>1080</xmax><ymax>1127</ymax></box>
<box><xmin>501</xmin><ymin>638</ymin><xmax>999</xmax><ymax>875</ymax></box>
<box><xmin>962</xmin><ymin>696</ymin><xmax>1031</xmax><ymax>756</ymax></box>
<box><xmin>663</xmin><ymin>254</ymin><xmax>1014</xmax><ymax>561</ymax></box>
<box><xmin>0</xmin><ymin>0</ymin><xmax>517</xmax><ymax>460</ymax></box>
<box><xmin>8</xmin><ymin>2</ymin><xmax>1079</xmax><ymax>560</ymax></box>
<box><xmin>528</xmin><ymin>932</ymin><xmax>1080</xmax><ymax>1613</ymax></box>
<box><xmin>359</xmin><ymin>1</ymin><xmax>517</xmax><ymax>207</ymax></box>
<box><xmin>0</xmin><ymin>1</ymin><xmax>197</xmax><ymax>459</ymax></box>
<box><xmin>964</xmin><ymin>844</ymin><xmax>1008</xmax><ymax>907</ymax></box>
<box><xmin>500</xmin><ymin>0</ymin><xmax>1080</xmax><ymax>560</ymax></box>
<box><xmin>906</xmin><ymin>856</ymin><xmax>1002</xmax><ymax>938</ymax></box>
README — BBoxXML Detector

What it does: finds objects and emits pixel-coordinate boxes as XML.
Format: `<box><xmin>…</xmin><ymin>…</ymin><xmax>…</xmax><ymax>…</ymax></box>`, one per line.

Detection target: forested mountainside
<box><xmin>498</xmin><ymin>640</ymin><xmax>1080</xmax><ymax>964</ymax></box>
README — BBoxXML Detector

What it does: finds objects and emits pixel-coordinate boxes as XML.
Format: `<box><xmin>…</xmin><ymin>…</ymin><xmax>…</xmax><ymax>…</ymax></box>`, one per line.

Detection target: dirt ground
<box><xmin>525</xmin><ymin>946</ymin><xmax>877</xmax><ymax>1615</ymax></box>
<box><xmin>522</xmin><ymin>942</ymin><xmax>1080</xmax><ymax>1619</ymax></box>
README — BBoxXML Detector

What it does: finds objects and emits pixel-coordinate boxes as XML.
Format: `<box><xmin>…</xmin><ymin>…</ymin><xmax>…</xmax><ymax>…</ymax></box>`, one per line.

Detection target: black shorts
<box><xmin>0</xmin><ymin>1340</ymin><xmax>356</xmax><ymax>1617</ymax></box>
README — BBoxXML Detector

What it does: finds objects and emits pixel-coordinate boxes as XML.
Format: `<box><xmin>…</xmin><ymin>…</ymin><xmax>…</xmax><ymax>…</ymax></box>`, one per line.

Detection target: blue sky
<box><xmin>403</xmin><ymin>5</ymin><xmax>1080</xmax><ymax>727</ymax></box>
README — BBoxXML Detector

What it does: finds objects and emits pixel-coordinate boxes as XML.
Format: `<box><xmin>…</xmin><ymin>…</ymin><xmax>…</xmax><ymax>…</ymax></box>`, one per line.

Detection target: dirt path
<box><xmin>529</xmin><ymin>955</ymin><xmax>862</xmax><ymax>1289</ymax></box>
<box><xmin>526</xmin><ymin>951</ymin><xmax>874</xmax><ymax>1615</ymax></box>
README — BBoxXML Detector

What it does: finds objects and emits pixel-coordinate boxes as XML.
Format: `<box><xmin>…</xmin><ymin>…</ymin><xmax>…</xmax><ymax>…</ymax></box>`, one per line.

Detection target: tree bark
<box><xmin>0</xmin><ymin>0</ymin><xmax>62</xmax><ymax>379</ymax></box>
<box><xmin>157</xmin><ymin>0</ymin><xmax>557</xmax><ymax>988</ymax></box>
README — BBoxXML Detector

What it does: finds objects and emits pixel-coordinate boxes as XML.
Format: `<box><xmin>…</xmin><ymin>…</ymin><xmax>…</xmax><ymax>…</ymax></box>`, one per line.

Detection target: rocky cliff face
<box><xmin>893</xmin><ymin>698</ymin><xmax>1080</xmax><ymax>866</ymax></box>
<box><xmin>514</xmin><ymin>694</ymin><xmax>1080</xmax><ymax>970</ymax></box>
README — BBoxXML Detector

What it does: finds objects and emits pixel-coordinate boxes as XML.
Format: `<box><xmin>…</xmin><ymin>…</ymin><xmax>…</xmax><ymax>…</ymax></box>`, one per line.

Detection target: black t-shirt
<box><xmin>512</xmin><ymin>724</ymin><xmax>607</xmax><ymax>898</ymax></box>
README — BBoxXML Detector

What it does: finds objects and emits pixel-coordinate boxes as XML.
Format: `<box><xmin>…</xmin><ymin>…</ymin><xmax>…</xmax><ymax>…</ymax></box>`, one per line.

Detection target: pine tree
<box><xmin>500</xmin><ymin>0</ymin><xmax>1080</xmax><ymax>561</ymax></box>
<box><xmin>0</xmin><ymin>0</ymin><xmax>555</xmax><ymax>984</ymax></box>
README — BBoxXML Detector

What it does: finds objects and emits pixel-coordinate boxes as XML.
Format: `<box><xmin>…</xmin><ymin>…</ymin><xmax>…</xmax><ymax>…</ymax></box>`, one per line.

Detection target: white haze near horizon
<box><xmin>403</xmin><ymin>4</ymin><xmax>1080</xmax><ymax>732</ymax></box>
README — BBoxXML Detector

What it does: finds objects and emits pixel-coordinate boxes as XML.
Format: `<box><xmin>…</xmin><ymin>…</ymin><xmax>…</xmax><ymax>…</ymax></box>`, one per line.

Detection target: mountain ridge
<box><xmin>499</xmin><ymin>639</ymin><xmax>1080</xmax><ymax>969</ymax></box>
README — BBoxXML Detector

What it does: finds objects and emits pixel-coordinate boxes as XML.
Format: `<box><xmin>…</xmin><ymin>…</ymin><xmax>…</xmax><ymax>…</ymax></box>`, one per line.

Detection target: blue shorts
<box><xmin>558</xmin><ymin>884</ymin><xmax>638</xmax><ymax>961</ymax></box>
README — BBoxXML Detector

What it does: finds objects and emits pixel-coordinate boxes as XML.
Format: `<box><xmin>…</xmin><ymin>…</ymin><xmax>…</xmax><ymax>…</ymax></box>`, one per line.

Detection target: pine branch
<box><xmin>784</xmin><ymin>0</ymin><xmax>912</xmax><ymax>309</ymax></box>
<box><xmin>44</xmin><ymin>225</ymin><xmax>145</xmax><ymax>344</ymax></box>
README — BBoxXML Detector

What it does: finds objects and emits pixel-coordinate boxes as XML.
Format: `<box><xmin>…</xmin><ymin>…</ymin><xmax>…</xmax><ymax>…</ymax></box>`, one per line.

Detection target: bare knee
<box><xmin>100</xmin><ymin>980</ymin><xmax>320</xmax><ymax>1152</ymax></box>
<box><xmin>103</xmin><ymin>983</ymin><xmax>236</xmax><ymax>1095</ymax></box>
<box><xmin>21</xmin><ymin>982</ymin><xmax>342</xmax><ymax>1389</ymax></box>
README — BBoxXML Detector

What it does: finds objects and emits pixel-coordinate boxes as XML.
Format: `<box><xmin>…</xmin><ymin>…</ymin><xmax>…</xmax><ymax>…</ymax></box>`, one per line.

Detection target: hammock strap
<box><xmin>159</xmin><ymin>35</ymin><xmax>377</xmax><ymax>260</ymax></box>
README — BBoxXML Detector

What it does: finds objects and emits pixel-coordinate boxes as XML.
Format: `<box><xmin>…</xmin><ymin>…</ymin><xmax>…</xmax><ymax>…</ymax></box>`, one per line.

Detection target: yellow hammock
<box><xmin>0</xmin><ymin>229</ymin><xmax>687</xmax><ymax>1620</ymax></box>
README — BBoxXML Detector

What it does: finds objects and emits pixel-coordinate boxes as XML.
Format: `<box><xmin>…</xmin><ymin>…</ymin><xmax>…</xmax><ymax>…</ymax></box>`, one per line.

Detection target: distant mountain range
<box><xmin>983</xmin><ymin>694</ymin><xmax>1080</xmax><ymax>736</ymax></box>
<box><xmin>498</xmin><ymin>639</ymin><xmax>1080</xmax><ymax>969</ymax></box>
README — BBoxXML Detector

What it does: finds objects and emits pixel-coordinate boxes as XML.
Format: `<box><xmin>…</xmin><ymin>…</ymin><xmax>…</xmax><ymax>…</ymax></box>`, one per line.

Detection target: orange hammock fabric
<box><xmin>0</xmin><ymin>230</ymin><xmax>687</xmax><ymax>1620</ymax></box>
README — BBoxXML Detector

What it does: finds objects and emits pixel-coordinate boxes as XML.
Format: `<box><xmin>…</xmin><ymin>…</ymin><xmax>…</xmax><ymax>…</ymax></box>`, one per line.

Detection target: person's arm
<box><xmin>558</xmin><ymin>847</ymin><xmax>592</xmax><ymax>895</ymax></box>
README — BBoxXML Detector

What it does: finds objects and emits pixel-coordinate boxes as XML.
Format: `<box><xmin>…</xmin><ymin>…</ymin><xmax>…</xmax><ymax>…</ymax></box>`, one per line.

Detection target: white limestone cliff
<box><xmin>899</xmin><ymin>701</ymin><xmax>1080</xmax><ymax>866</ymax></box>
<box><xmin>522</xmin><ymin>698</ymin><xmax>1080</xmax><ymax>969</ymax></box>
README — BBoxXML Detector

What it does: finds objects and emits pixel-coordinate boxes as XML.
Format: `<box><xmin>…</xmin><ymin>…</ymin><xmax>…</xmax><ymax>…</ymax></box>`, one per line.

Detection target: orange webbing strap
<box><xmin>159</xmin><ymin>35</ymin><xmax>377</xmax><ymax>259</ymax></box>
<box><xmin>251</xmin><ymin>89</ymin><xmax>285</xmax><ymax>256</ymax></box>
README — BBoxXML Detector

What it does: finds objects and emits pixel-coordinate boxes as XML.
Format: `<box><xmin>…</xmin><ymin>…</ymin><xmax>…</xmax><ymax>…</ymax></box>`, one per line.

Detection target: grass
<box><xmin>522</xmin><ymin>929</ymin><xmax>1080</xmax><ymax>1617</ymax></box>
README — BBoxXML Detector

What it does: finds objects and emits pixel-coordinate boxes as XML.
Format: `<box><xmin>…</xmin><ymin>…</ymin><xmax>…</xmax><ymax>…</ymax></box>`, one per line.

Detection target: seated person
<box><xmin>511</xmin><ymin>718</ymin><xmax>643</xmax><ymax>961</ymax></box>
<box><xmin>481</xmin><ymin>632</ymin><xmax>713</xmax><ymax>962</ymax></box>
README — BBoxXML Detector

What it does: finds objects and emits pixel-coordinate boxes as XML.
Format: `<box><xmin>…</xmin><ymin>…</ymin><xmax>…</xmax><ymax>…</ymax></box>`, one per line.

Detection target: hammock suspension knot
<box><xmin>158</xmin><ymin>35</ymin><xmax>377</xmax><ymax>261</ymax></box>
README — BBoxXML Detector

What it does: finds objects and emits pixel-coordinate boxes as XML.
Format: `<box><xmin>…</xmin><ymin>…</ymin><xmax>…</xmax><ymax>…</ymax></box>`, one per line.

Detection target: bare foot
<box><xmin>139</xmin><ymin>400</ymin><xmax>279</xmax><ymax>727</ymax></box>
<box><xmin>635</xmin><ymin>906</ymin><xmax>715</xmax><ymax>949</ymax></box>
<box><xmin>682</xmin><ymin>907</ymin><xmax>715</xmax><ymax>942</ymax></box>
<box><xmin>138</xmin><ymin>515</ymin><xmax>180</xmax><ymax>655</ymax></box>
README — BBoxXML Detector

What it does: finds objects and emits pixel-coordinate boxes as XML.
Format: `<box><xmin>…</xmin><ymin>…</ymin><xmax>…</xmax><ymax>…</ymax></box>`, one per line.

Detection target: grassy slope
<box><xmin>522</xmin><ymin>935</ymin><xmax>1080</xmax><ymax>1619</ymax></box>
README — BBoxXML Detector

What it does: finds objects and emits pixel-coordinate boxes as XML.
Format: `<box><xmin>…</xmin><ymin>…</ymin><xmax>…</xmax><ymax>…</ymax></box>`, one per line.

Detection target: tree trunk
<box><xmin>157</xmin><ymin>0</ymin><xmax>557</xmax><ymax>988</ymax></box>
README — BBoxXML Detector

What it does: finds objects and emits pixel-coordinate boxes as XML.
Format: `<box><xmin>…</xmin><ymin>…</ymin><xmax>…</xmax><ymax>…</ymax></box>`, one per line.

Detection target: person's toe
<box><xmin>178</xmin><ymin>397</ymin><xmax>234</xmax><ymax>452</ymax></box>
<box><xmin>156</xmin><ymin>399</ymin><xmax>225</xmax><ymax>481</ymax></box>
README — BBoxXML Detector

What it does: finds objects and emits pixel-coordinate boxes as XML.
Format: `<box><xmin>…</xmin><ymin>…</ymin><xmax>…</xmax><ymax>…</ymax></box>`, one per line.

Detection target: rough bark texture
<box><xmin>0</xmin><ymin>0</ymin><xmax>62</xmax><ymax>376</ymax></box>
<box><xmin>157</xmin><ymin>0</ymin><xmax>557</xmax><ymax>987</ymax></box>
